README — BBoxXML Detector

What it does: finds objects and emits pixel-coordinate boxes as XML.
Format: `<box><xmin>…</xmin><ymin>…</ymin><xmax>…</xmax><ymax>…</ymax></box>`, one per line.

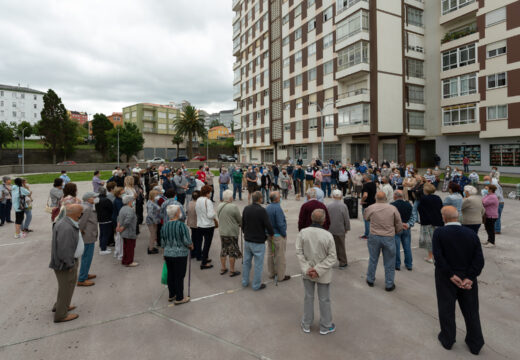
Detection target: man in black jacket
<box><xmin>95</xmin><ymin>187</ymin><xmax>113</xmax><ymax>255</ymax></box>
<box><xmin>241</xmin><ymin>191</ymin><xmax>274</xmax><ymax>291</ymax></box>
<box><xmin>433</xmin><ymin>206</ymin><xmax>485</xmax><ymax>355</ymax></box>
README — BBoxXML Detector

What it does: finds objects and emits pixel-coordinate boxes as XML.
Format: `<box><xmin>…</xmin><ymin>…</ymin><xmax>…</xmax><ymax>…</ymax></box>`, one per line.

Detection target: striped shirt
<box><xmin>160</xmin><ymin>220</ymin><xmax>192</xmax><ymax>258</ymax></box>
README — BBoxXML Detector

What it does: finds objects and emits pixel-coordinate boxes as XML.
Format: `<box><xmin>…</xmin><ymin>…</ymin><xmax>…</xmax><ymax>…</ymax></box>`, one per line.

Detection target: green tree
<box><xmin>91</xmin><ymin>113</ymin><xmax>114</xmax><ymax>160</ymax></box>
<box><xmin>174</xmin><ymin>105</ymin><xmax>206</xmax><ymax>159</ymax></box>
<box><xmin>171</xmin><ymin>133</ymin><xmax>184</xmax><ymax>158</ymax></box>
<box><xmin>209</xmin><ymin>119</ymin><xmax>223</xmax><ymax>128</ymax></box>
<box><xmin>107</xmin><ymin>123</ymin><xmax>144</xmax><ymax>162</ymax></box>
<box><xmin>10</xmin><ymin>121</ymin><xmax>33</xmax><ymax>149</ymax></box>
<box><xmin>38</xmin><ymin>89</ymin><xmax>78</xmax><ymax>163</ymax></box>
<box><xmin>0</xmin><ymin>121</ymin><xmax>15</xmax><ymax>160</ymax></box>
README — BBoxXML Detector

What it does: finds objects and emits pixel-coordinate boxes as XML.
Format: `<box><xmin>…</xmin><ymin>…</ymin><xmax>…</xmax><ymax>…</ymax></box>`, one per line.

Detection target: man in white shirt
<box><xmin>381</xmin><ymin>176</ymin><xmax>394</xmax><ymax>203</ymax></box>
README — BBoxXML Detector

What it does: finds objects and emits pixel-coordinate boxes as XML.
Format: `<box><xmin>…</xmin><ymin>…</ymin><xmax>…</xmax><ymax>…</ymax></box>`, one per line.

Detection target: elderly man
<box><xmin>117</xmin><ymin>195</ymin><xmax>139</xmax><ymax>267</ymax></box>
<box><xmin>391</xmin><ymin>190</ymin><xmax>416</xmax><ymax>271</ymax></box>
<box><xmin>49</xmin><ymin>203</ymin><xmax>83</xmax><ymax>323</ymax></box>
<box><xmin>217</xmin><ymin>189</ymin><xmax>242</xmax><ymax>277</ymax></box>
<box><xmin>266</xmin><ymin>192</ymin><xmax>290</xmax><ymax>282</ymax></box>
<box><xmin>433</xmin><ymin>206</ymin><xmax>485</xmax><ymax>355</ymax></box>
<box><xmin>77</xmin><ymin>192</ymin><xmax>99</xmax><ymax>286</ymax></box>
<box><xmin>381</xmin><ymin>176</ymin><xmax>394</xmax><ymax>203</ymax></box>
<box><xmin>246</xmin><ymin>166</ymin><xmax>258</xmax><ymax>203</ymax></box>
<box><xmin>242</xmin><ymin>191</ymin><xmax>274</xmax><ymax>291</ymax></box>
<box><xmin>173</xmin><ymin>168</ymin><xmax>188</xmax><ymax>205</ymax></box>
<box><xmin>360</xmin><ymin>174</ymin><xmax>377</xmax><ymax>239</ymax></box>
<box><xmin>298</xmin><ymin>188</ymin><xmax>330</xmax><ymax>231</ymax></box>
<box><xmin>364</xmin><ymin>191</ymin><xmax>404</xmax><ymax>291</ymax></box>
<box><xmin>96</xmin><ymin>187</ymin><xmax>113</xmax><ymax>255</ymax></box>
<box><xmin>327</xmin><ymin>190</ymin><xmax>351</xmax><ymax>269</ymax></box>
<box><xmin>296</xmin><ymin>209</ymin><xmax>337</xmax><ymax>335</ymax></box>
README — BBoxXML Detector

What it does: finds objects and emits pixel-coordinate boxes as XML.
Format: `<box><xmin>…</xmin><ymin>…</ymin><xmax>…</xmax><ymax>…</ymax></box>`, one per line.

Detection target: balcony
<box><xmin>142</xmin><ymin>115</ymin><xmax>156</xmax><ymax>121</ymax></box>
<box><xmin>233</xmin><ymin>43</ymin><xmax>241</xmax><ymax>56</ymax></box>
<box><xmin>233</xmin><ymin>91</ymin><xmax>241</xmax><ymax>101</ymax></box>
<box><xmin>336</xmin><ymin>123</ymin><xmax>370</xmax><ymax>136</ymax></box>
<box><xmin>336</xmin><ymin>0</ymin><xmax>368</xmax><ymax>23</ymax></box>
<box><xmin>440</xmin><ymin>0</ymin><xmax>478</xmax><ymax>25</ymax></box>
<box><xmin>441</xmin><ymin>23</ymin><xmax>477</xmax><ymax>45</ymax></box>
<box><xmin>142</xmin><ymin>127</ymin><xmax>157</xmax><ymax>134</ymax></box>
<box><xmin>233</xmin><ymin>61</ymin><xmax>241</xmax><ymax>70</ymax></box>
<box><xmin>441</xmin><ymin>122</ymin><xmax>480</xmax><ymax>134</ymax></box>
<box><xmin>336</xmin><ymin>88</ymin><xmax>369</xmax><ymax>108</ymax></box>
<box><xmin>232</xmin><ymin>0</ymin><xmax>241</xmax><ymax>11</ymax></box>
<box><xmin>336</xmin><ymin>62</ymin><xmax>369</xmax><ymax>81</ymax></box>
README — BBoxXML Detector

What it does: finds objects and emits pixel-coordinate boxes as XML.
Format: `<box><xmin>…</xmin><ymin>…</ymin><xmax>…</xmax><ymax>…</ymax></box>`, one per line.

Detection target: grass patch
<box><xmin>5</xmin><ymin>139</ymin><xmax>94</xmax><ymax>150</ymax></box>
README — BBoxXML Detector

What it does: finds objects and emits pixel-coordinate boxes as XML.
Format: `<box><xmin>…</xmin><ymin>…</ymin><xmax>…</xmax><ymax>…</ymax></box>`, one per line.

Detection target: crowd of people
<box><xmin>0</xmin><ymin>157</ymin><xmax>508</xmax><ymax>354</ymax></box>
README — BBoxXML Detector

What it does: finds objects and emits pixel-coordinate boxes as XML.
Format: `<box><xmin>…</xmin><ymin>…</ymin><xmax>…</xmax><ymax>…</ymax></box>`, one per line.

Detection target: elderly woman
<box><xmin>402</xmin><ymin>172</ymin><xmax>416</xmax><ymax>202</ymax></box>
<box><xmin>49</xmin><ymin>178</ymin><xmax>64</xmax><ymax>208</ymax></box>
<box><xmin>117</xmin><ymin>195</ymin><xmax>138</xmax><ymax>267</ymax></box>
<box><xmin>195</xmin><ymin>185</ymin><xmax>216</xmax><ymax>270</ymax></box>
<box><xmin>443</xmin><ymin>182</ymin><xmax>463</xmax><ymax>216</ymax></box>
<box><xmin>217</xmin><ymin>189</ymin><xmax>242</xmax><ymax>277</ymax></box>
<box><xmin>418</xmin><ymin>183</ymin><xmax>444</xmax><ymax>263</ymax></box>
<box><xmin>482</xmin><ymin>184</ymin><xmax>499</xmax><ymax>248</ymax></box>
<box><xmin>77</xmin><ymin>192</ymin><xmax>99</xmax><ymax>286</ymax></box>
<box><xmin>461</xmin><ymin>185</ymin><xmax>484</xmax><ymax>234</ymax></box>
<box><xmin>187</xmin><ymin>191</ymin><xmax>201</xmax><ymax>260</ymax></box>
<box><xmin>161</xmin><ymin>204</ymin><xmax>193</xmax><ymax>304</ymax></box>
<box><xmin>278</xmin><ymin>169</ymin><xmax>290</xmax><ymax>200</ymax></box>
<box><xmin>11</xmin><ymin>178</ymin><xmax>30</xmax><ymax>239</ymax></box>
<box><xmin>21</xmin><ymin>179</ymin><xmax>34</xmax><ymax>233</ymax></box>
<box><xmin>123</xmin><ymin>176</ymin><xmax>137</xmax><ymax>199</ymax></box>
<box><xmin>1</xmin><ymin>176</ymin><xmax>13</xmax><ymax>226</ymax></box>
<box><xmin>146</xmin><ymin>189</ymin><xmax>161</xmax><ymax>255</ymax></box>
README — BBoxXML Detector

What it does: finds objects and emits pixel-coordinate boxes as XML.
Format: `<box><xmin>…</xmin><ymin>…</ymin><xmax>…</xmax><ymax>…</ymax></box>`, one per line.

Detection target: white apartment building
<box><xmin>0</xmin><ymin>84</ymin><xmax>45</xmax><ymax>125</ymax></box>
<box><xmin>233</xmin><ymin>0</ymin><xmax>520</xmax><ymax>173</ymax></box>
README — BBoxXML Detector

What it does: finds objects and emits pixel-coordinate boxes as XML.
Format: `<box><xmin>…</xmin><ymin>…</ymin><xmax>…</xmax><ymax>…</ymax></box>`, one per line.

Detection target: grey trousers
<box><xmin>267</xmin><ymin>236</ymin><xmax>286</xmax><ymax>278</ymax></box>
<box><xmin>53</xmin><ymin>261</ymin><xmax>78</xmax><ymax>321</ymax></box>
<box><xmin>302</xmin><ymin>279</ymin><xmax>332</xmax><ymax>332</ymax></box>
<box><xmin>332</xmin><ymin>234</ymin><xmax>348</xmax><ymax>266</ymax></box>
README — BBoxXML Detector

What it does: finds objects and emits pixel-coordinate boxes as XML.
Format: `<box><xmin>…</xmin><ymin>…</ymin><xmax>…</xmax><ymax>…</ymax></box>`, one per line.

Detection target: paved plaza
<box><xmin>0</xmin><ymin>180</ymin><xmax>519</xmax><ymax>360</ymax></box>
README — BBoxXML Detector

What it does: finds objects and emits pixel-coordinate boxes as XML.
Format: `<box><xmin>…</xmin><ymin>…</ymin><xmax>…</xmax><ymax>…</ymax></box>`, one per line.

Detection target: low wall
<box><xmin>0</xmin><ymin>149</ymin><xmax>104</xmax><ymax>165</ymax></box>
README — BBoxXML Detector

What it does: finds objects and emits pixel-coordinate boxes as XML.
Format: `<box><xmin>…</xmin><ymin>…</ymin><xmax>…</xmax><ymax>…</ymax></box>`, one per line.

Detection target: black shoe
<box><xmin>0</xmin><ymin>223</ymin><xmax>3</xmax><ymax>226</ymax></box>
<box><xmin>406</xmin><ymin>267</ymin><xmax>413</xmax><ymax>271</ymax></box>
<box><xmin>366</xmin><ymin>280</ymin><xmax>374</xmax><ymax>287</ymax></box>
<box><xmin>147</xmin><ymin>248</ymin><xmax>159</xmax><ymax>254</ymax></box>
<box><xmin>200</xmin><ymin>264</ymin><xmax>213</xmax><ymax>270</ymax></box>
<box><xmin>385</xmin><ymin>284</ymin><xmax>396</xmax><ymax>292</ymax></box>
<box><xmin>395</xmin><ymin>267</ymin><xmax>401</xmax><ymax>271</ymax></box>
<box><xmin>438</xmin><ymin>333</ymin><xmax>453</xmax><ymax>350</ymax></box>
<box><xmin>6</xmin><ymin>220</ymin><xmax>13</xmax><ymax>223</ymax></box>
<box><xmin>256</xmin><ymin>283</ymin><xmax>266</xmax><ymax>291</ymax></box>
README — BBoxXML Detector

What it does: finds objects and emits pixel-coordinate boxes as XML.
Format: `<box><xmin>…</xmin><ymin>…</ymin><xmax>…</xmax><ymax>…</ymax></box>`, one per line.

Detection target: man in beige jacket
<box><xmin>296</xmin><ymin>209</ymin><xmax>337</xmax><ymax>335</ymax></box>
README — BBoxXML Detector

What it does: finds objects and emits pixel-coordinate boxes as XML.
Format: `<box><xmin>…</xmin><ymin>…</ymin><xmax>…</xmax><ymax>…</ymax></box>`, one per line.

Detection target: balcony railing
<box><xmin>337</xmin><ymin>0</ymin><xmax>367</xmax><ymax>15</ymax></box>
<box><xmin>338</xmin><ymin>119</ymin><xmax>369</xmax><ymax>126</ymax></box>
<box><xmin>143</xmin><ymin>115</ymin><xmax>155</xmax><ymax>121</ymax></box>
<box><xmin>442</xmin><ymin>0</ymin><xmax>476</xmax><ymax>16</ymax></box>
<box><xmin>441</xmin><ymin>23</ymin><xmax>477</xmax><ymax>44</ymax></box>
<box><xmin>337</xmin><ymin>88</ymin><xmax>368</xmax><ymax>99</ymax></box>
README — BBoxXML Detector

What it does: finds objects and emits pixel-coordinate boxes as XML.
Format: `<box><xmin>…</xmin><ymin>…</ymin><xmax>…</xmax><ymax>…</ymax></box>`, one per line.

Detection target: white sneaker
<box><xmin>99</xmin><ymin>250</ymin><xmax>112</xmax><ymax>255</ymax></box>
<box><xmin>14</xmin><ymin>234</ymin><xmax>20</xmax><ymax>239</ymax></box>
<box><xmin>483</xmin><ymin>242</ymin><xmax>496</xmax><ymax>248</ymax></box>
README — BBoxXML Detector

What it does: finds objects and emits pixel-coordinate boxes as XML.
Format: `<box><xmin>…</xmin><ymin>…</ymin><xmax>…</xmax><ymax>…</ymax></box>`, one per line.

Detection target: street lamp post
<box><xmin>22</xmin><ymin>127</ymin><xmax>26</xmax><ymax>174</ymax></box>
<box><xmin>303</xmin><ymin>100</ymin><xmax>331</xmax><ymax>162</ymax></box>
<box><xmin>117</xmin><ymin>127</ymin><xmax>120</xmax><ymax>168</ymax></box>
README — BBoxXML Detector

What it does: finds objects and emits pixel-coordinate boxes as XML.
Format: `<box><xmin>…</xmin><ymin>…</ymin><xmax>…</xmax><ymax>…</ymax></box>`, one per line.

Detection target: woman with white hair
<box><xmin>217</xmin><ymin>190</ymin><xmax>242</xmax><ymax>276</ymax></box>
<box><xmin>161</xmin><ymin>204</ymin><xmax>193</xmax><ymax>304</ymax></box>
<box><xmin>116</xmin><ymin>195</ymin><xmax>138</xmax><ymax>267</ymax></box>
<box><xmin>461</xmin><ymin>185</ymin><xmax>485</xmax><ymax>234</ymax></box>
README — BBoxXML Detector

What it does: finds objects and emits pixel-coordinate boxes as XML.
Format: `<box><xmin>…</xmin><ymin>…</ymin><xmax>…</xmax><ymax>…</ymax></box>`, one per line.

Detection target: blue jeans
<box><xmin>233</xmin><ymin>182</ymin><xmax>242</xmax><ymax>200</ymax></box>
<box><xmin>219</xmin><ymin>183</ymin><xmax>229</xmax><ymax>201</ymax></box>
<box><xmin>321</xmin><ymin>182</ymin><xmax>331</xmax><ymax>197</ymax></box>
<box><xmin>23</xmin><ymin>209</ymin><xmax>32</xmax><ymax>230</ymax></box>
<box><xmin>395</xmin><ymin>229</ymin><xmax>412</xmax><ymax>269</ymax></box>
<box><xmin>78</xmin><ymin>243</ymin><xmax>95</xmax><ymax>282</ymax></box>
<box><xmin>274</xmin><ymin>176</ymin><xmax>278</xmax><ymax>186</ymax></box>
<box><xmin>99</xmin><ymin>222</ymin><xmax>112</xmax><ymax>251</ymax></box>
<box><xmin>242</xmin><ymin>241</ymin><xmax>266</xmax><ymax>290</ymax></box>
<box><xmin>367</xmin><ymin>234</ymin><xmax>396</xmax><ymax>288</ymax></box>
<box><xmin>262</xmin><ymin>187</ymin><xmax>270</xmax><ymax>204</ymax></box>
<box><xmin>495</xmin><ymin>203</ymin><xmax>504</xmax><ymax>232</ymax></box>
<box><xmin>362</xmin><ymin>207</ymin><xmax>370</xmax><ymax>237</ymax></box>
<box><xmin>412</xmin><ymin>200</ymin><xmax>420</xmax><ymax>224</ymax></box>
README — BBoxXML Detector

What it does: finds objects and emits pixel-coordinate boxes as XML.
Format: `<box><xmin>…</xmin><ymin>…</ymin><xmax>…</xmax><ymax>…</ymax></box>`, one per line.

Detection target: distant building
<box><xmin>0</xmin><ymin>84</ymin><xmax>45</xmax><ymax>125</ymax></box>
<box><xmin>208</xmin><ymin>125</ymin><xmax>232</xmax><ymax>140</ymax></box>
<box><xmin>107</xmin><ymin>112</ymin><xmax>123</xmax><ymax>127</ymax></box>
<box><xmin>68</xmin><ymin>111</ymin><xmax>88</xmax><ymax>125</ymax></box>
<box><xmin>206</xmin><ymin>109</ymin><xmax>234</xmax><ymax>129</ymax></box>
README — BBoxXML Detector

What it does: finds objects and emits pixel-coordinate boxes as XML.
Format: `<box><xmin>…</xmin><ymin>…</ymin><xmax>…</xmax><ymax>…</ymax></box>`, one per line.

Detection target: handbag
<box><xmin>161</xmin><ymin>262</ymin><xmax>168</xmax><ymax>285</ymax></box>
<box><xmin>45</xmin><ymin>197</ymin><xmax>53</xmax><ymax>214</ymax></box>
<box><xmin>19</xmin><ymin>189</ymin><xmax>26</xmax><ymax>210</ymax></box>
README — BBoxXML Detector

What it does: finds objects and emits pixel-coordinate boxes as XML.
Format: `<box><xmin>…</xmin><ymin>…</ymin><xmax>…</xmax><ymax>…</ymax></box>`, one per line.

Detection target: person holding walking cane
<box><xmin>161</xmin><ymin>204</ymin><xmax>193</xmax><ymax>304</ymax></box>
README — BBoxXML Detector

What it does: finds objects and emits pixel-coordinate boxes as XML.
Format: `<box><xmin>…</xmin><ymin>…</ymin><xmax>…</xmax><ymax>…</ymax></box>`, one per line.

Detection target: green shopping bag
<box><xmin>161</xmin><ymin>262</ymin><xmax>168</xmax><ymax>285</ymax></box>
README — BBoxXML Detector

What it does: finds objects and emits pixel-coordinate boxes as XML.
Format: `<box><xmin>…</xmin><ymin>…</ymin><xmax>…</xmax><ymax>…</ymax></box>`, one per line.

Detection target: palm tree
<box><xmin>173</xmin><ymin>105</ymin><xmax>206</xmax><ymax>159</ymax></box>
<box><xmin>171</xmin><ymin>133</ymin><xmax>184</xmax><ymax>159</ymax></box>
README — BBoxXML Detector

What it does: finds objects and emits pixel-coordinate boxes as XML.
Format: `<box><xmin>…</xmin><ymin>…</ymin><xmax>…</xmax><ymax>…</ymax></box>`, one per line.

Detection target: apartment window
<box><xmin>490</xmin><ymin>144</ymin><xmax>520</xmax><ymax>167</ymax></box>
<box><xmin>283</xmin><ymin>14</ymin><xmax>289</xmax><ymax>25</ymax></box>
<box><xmin>21</xmin><ymin>94</ymin><xmax>25</xmax><ymax>99</ymax></box>
<box><xmin>408</xmin><ymin>111</ymin><xmax>425</xmax><ymax>129</ymax></box>
<box><xmin>295</xmin><ymin>74</ymin><xmax>303</xmax><ymax>86</ymax></box>
<box><xmin>21</xmin><ymin>112</ymin><xmax>25</xmax><ymax>118</ymax></box>
<box><xmin>337</xmin><ymin>0</ymin><xmax>364</xmax><ymax>14</ymax></box>
<box><xmin>264</xmin><ymin>128</ymin><xmax>270</xmax><ymax>136</ymax></box>
<box><xmin>408</xmin><ymin>85</ymin><xmax>424</xmax><ymax>104</ymax></box>
<box><xmin>487</xmin><ymin>72</ymin><xmax>507</xmax><ymax>89</ymax></box>
<box><xmin>12</xmin><ymin>111</ymin><xmax>16</xmax><ymax>117</ymax></box>
<box><xmin>486</xmin><ymin>7</ymin><xmax>506</xmax><ymax>27</ymax></box>
<box><xmin>308</xmin><ymin>19</ymin><xmax>316</xmax><ymax>32</ymax></box>
<box><xmin>34</xmin><ymin>113</ymin><xmax>37</xmax><ymax>118</ymax></box>
<box><xmin>323</xmin><ymin>6</ymin><xmax>333</xmax><ymax>22</ymax></box>
<box><xmin>324</xmin><ymin>115</ymin><xmax>334</xmax><ymax>128</ymax></box>
<box><xmin>283</xmin><ymin>36</ymin><xmax>290</xmax><ymax>46</ymax></box>
<box><xmin>406</xmin><ymin>58</ymin><xmax>424</xmax><ymax>78</ymax></box>
<box><xmin>284</xmin><ymin>101</ymin><xmax>291</xmax><ymax>111</ymax></box>
<box><xmin>323</xmin><ymin>33</ymin><xmax>333</xmax><ymax>48</ymax></box>
<box><xmin>296</xmin><ymin>99</ymin><xmax>303</xmax><ymax>109</ymax></box>
<box><xmin>294</xmin><ymin>145</ymin><xmax>308</xmax><ymax>159</ymax></box>
<box><xmin>295</xmin><ymin>120</ymin><xmax>303</xmax><ymax>131</ymax></box>
<box><xmin>12</xmin><ymin>102</ymin><xmax>16</xmax><ymax>108</ymax></box>
<box><xmin>487</xmin><ymin>105</ymin><xmax>508</xmax><ymax>120</ymax></box>
<box><xmin>442</xmin><ymin>43</ymin><xmax>475</xmax><ymax>71</ymax></box>
<box><xmin>442</xmin><ymin>73</ymin><xmax>477</xmax><ymax>98</ymax></box>
<box><xmin>295</xmin><ymin>28</ymin><xmax>302</xmax><ymax>40</ymax></box>
<box><xmin>338</xmin><ymin>103</ymin><xmax>370</xmax><ymax>126</ymax></box>
<box><xmin>308</xmin><ymin>43</ymin><xmax>316</xmax><ymax>56</ymax></box>
<box><xmin>294</xmin><ymin>4</ymin><xmax>302</xmax><ymax>17</ymax></box>
<box><xmin>295</xmin><ymin>50</ymin><xmax>302</xmax><ymax>62</ymax></box>
<box><xmin>308</xmin><ymin>0</ymin><xmax>316</xmax><ymax>7</ymax></box>
<box><xmin>442</xmin><ymin>104</ymin><xmax>477</xmax><ymax>126</ymax></box>
<box><xmin>265</xmin><ymin>108</ymin><xmax>269</xmax><ymax>117</ymax></box>
<box><xmin>487</xmin><ymin>40</ymin><xmax>507</xmax><ymax>58</ymax></box>
<box><xmin>324</xmin><ymin>60</ymin><xmax>334</xmax><ymax>74</ymax></box>
<box><xmin>443</xmin><ymin>77</ymin><xmax>458</xmax><ymax>99</ymax></box>
<box><xmin>308</xmin><ymin>68</ymin><xmax>317</xmax><ymax>81</ymax></box>
<box><xmin>337</xmin><ymin>41</ymin><xmax>369</xmax><ymax>71</ymax></box>
<box><xmin>336</xmin><ymin>10</ymin><xmax>369</xmax><ymax>41</ymax></box>
<box><xmin>283</xmin><ymin>80</ymin><xmax>290</xmax><ymax>89</ymax></box>
<box><xmin>0</xmin><ymin>91</ymin><xmax>3</xmax><ymax>96</ymax></box>
<box><xmin>309</xmin><ymin>118</ymin><xmax>318</xmax><ymax>129</ymax></box>
<box><xmin>33</xmin><ymin>95</ymin><xmax>37</xmax><ymax>100</ymax></box>
<box><xmin>0</xmin><ymin>101</ymin><xmax>3</xmax><ymax>106</ymax></box>
<box><xmin>284</xmin><ymin>123</ymin><xmax>291</xmax><ymax>131</ymax></box>
<box><xmin>406</xmin><ymin>7</ymin><xmax>423</xmax><ymax>27</ymax></box>
<box><xmin>442</xmin><ymin>0</ymin><xmax>476</xmax><ymax>15</ymax></box>
<box><xmin>406</xmin><ymin>32</ymin><xmax>424</xmax><ymax>53</ymax></box>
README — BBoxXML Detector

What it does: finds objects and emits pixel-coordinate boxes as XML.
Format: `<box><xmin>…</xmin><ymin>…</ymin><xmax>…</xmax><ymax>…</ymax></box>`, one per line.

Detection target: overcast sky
<box><xmin>0</xmin><ymin>0</ymin><xmax>235</xmax><ymax>115</ymax></box>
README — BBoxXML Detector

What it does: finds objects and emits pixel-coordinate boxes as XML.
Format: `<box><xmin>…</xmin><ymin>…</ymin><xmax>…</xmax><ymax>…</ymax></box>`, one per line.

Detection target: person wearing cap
<box><xmin>77</xmin><ymin>192</ymin><xmax>99</xmax><ymax>286</ymax></box>
<box><xmin>95</xmin><ymin>187</ymin><xmax>113</xmax><ymax>255</ymax></box>
<box><xmin>1</xmin><ymin>176</ymin><xmax>13</xmax><ymax>226</ymax></box>
<box><xmin>117</xmin><ymin>195</ymin><xmax>138</xmax><ymax>267</ymax></box>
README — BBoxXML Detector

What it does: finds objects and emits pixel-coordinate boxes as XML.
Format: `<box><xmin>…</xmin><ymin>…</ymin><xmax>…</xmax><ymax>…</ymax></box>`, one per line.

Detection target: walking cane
<box><xmin>188</xmin><ymin>251</ymin><xmax>192</xmax><ymax>298</ymax></box>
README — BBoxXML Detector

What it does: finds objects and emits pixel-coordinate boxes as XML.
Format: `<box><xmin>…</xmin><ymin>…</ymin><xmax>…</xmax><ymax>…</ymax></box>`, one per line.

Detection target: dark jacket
<box><xmin>112</xmin><ymin>197</ymin><xmax>123</xmax><ymax>224</ymax></box>
<box><xmin>433</xmin><ymin>225</ymin><xmax>484</xmax><ymax>280</ymax></box>
<box><xmin>261</xmin><ymin>174</ymin><xmax>271</xmax><ymax>189</ymax></box>
<box><xmin>391</xmin><ymin>199</ymin><xmax>413</xmax><ymax>224</ymax></box>
<box><xmin>293</xmin><ymin>168</ymin><xmax>305</xmax><ymax>181</ymax></box>
<box><xmin>242</xmin><ymin>203</ymin><xmax>274</xmax><ymax>243</ymax></box>
<box><xmin>418</xmin><ymin>194</ymin><xmax>444</xmax><ymax>226</ymax></box>
<box><xmin>298</xmin><ymin>199</ymin><xmax>330</xmax><ymax>231</ymax></box>
<box><xmin>49</xmin><ymin>216</ymin><xmax>80</xmax><ymax>271</ymax></box>
<box><xmin>96</xmin><ymin>195</ymin><xmax>113</xmax><ymax>223</ymax></box>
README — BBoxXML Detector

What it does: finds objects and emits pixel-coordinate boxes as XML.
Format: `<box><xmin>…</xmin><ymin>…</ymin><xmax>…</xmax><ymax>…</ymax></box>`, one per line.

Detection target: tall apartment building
<box><xmin>232</xmin><ymin>0</ymin><xmax>520</xmax><ymax>173</ymax></box>
<box><xmin>0</xmin><ymin>84</ymin><xmax>45</xmax><ymax>125</ymax></box>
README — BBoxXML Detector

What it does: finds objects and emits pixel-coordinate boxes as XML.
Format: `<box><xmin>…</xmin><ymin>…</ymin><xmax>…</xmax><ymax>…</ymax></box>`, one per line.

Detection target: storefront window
<box><xmin>449</xmin><ymin>145</ymin><xmax>481</xmax><ymax>166</ymax></box>
<box><xmin>294</xmin><ymin>145</ymin><xmax>308</xmax><ymax>160</ymax></box>
<box><xmin>490</xmin><ymin>144</ymin><xmax>520</xmax><ymax>167</ymax></box>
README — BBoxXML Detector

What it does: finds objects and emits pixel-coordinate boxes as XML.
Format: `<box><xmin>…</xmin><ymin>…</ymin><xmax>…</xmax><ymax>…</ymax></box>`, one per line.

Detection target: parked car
<box><xmin>217</xmin><ymin>154</ymin><xmax>230</xmax><ymax>161</ymax></box>
<box><xmin>225</xmin><ymin>155</ymin><xmax>236</xmax><ymax>162</ymax></box>
<box><xmin>147</xmin><ymin>157</ymin><xmax>166</xmax><ymax>164</ymax></box>
<box><xmin>57</xmin><ymin>161</ymin><xmax>77</xmax><ymax>165</ymax></box>
<box><xmin>173</xmin><ymin>156</ymin><xmax>189</xmax><ymax>162</ymax></box>
<box><xmin>192</xmin><ymin>154</ymin><xmax>207</xmax><ymax>161</ymax></box>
